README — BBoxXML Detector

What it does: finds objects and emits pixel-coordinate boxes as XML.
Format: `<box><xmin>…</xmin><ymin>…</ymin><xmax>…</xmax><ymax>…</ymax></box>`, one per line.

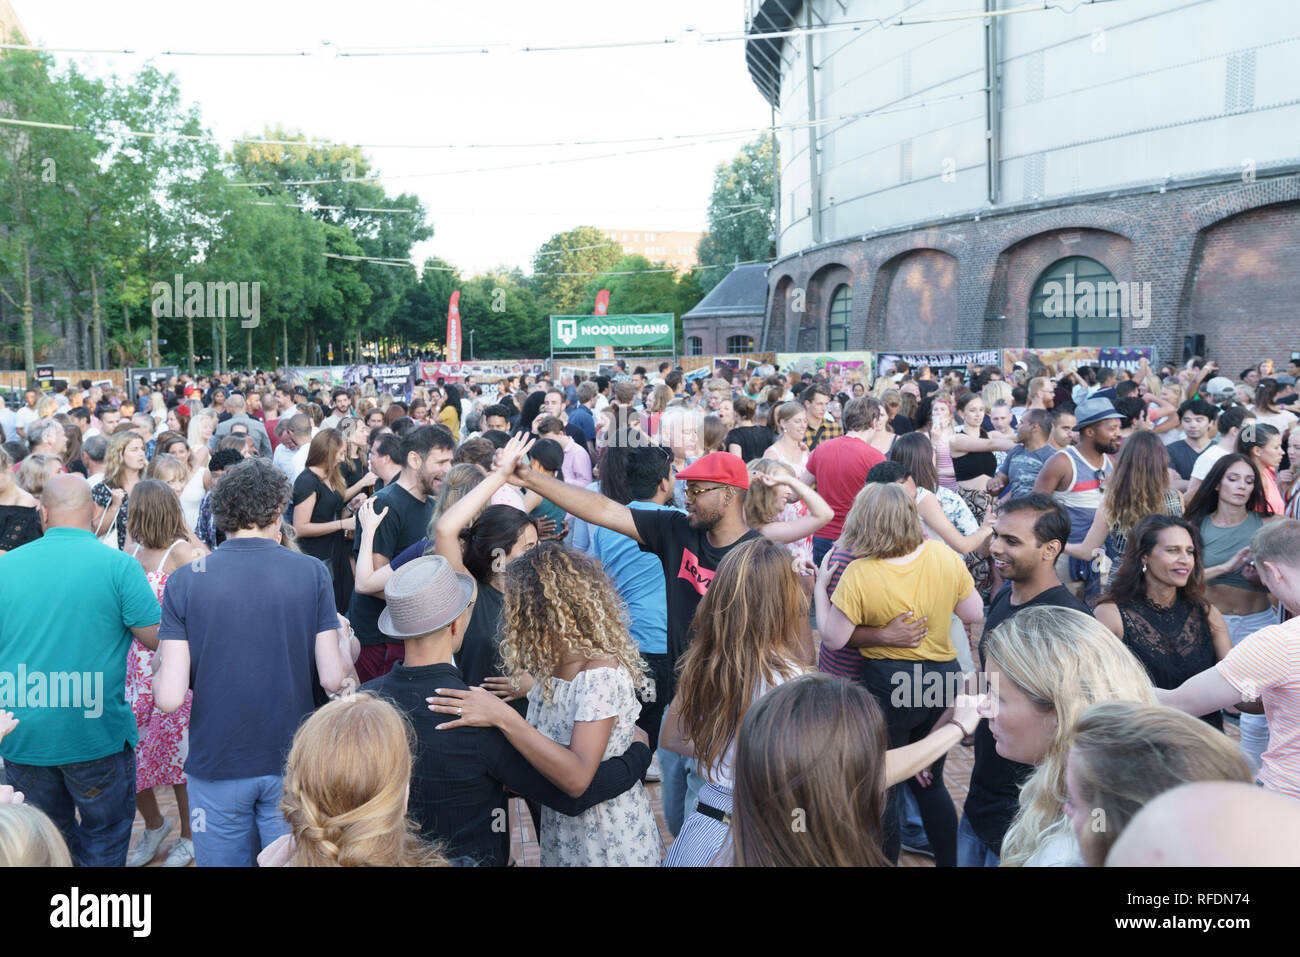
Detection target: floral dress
<box><xmin>526</xmin><ymin>666</ymin><xmax>663</xmax><ymax>866</ymax></box>
<box><xmin>128</xmin><ymin>541</ymin><xmax>193</xmax><ymax>791</ymax></box>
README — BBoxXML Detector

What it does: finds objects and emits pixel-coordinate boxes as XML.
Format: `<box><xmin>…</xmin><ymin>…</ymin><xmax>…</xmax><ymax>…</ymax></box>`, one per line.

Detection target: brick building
<box><xmin>601</xmin><ymin>229</ymin><xmax>704</xmax><ymax>273</ymax></box>
<box><xmin>744</xmin><ymin>0</ymin><xmax>1300</xmax><ymax>372</ymax></box>
<box><xmin>682</xmin><ymin>263</ymin><xmax>769</xmax><ymax>356</ymax></box>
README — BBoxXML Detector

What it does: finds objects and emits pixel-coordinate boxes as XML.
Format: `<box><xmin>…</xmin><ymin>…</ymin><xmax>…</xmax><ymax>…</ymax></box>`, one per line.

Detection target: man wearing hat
<box><xmin>1201</xmin><ymin>375</ymin><xmax>1238</xmax><ymax>406</ymax></box>
<box><xmin>361</xmin><ymin>555</ymin><xmax>652</xmax><ymax>866</ymax></box>
<box><xmin>503</xmin><ymin>449</ymin><xmax>761</xmax><ymax>834</ymax></box>
<box><xmin>1033</xmin><ymin>396</ymin><xmax>1123</xmax><ymax>596</ymax></box>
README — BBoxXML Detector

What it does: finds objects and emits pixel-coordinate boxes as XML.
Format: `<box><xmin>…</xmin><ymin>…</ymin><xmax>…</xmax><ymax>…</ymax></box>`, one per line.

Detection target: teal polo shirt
<box><xmin>0</xmin><ymin>527</ymin><xmax>161</xmax><ymax>766</ymax></box>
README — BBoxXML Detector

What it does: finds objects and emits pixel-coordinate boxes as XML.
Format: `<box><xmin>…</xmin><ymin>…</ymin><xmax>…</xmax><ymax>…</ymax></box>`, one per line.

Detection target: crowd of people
<box><xmin>0</xmin><ymin>350</ymin><xmax>1298</xmax><ymax>867</ymax></box>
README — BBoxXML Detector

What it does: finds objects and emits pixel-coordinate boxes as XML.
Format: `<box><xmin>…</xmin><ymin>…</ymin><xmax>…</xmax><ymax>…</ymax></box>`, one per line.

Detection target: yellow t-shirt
<box><xmin>438</xmin><ymin>405</ymin><xmax>459</xmax><ymax>436</ymax></box>
<box><xmin>830</xmin><ymin>541</ymin><xmax>974</xmax><ymax>662</ymax></box>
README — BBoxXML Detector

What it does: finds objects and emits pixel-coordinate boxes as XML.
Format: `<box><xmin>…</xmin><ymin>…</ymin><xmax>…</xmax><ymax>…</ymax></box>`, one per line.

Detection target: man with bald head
<box><xmin>1107</xmin><ymin>782</ymin><xmax>1300</xmax><ymax>866</ymax></box>
<box><xmin>210</xmin><ymin>393</ymin><xmax>271</xmax><ymax>458</ymax></box>
<box><xmin>0</xmin><ymin>474</ymin><xmax>162</xmax><ymax>866</ymax></box>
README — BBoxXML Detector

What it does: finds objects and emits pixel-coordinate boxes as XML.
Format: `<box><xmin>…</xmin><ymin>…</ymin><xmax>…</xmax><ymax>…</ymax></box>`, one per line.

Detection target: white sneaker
<box><xmin>645</xmin><ymin>755</ymin><xmax>662</xmax><ymax>783</ymax></box>
<box><xmin>127</xmin><ymin>820</ymin><xmax>173</xmax><ymax>867</ymax></box>
<box><xmin>162</xmin><ymin>837</ymin><xmax>194</xmax><ymax>867</ymax></box>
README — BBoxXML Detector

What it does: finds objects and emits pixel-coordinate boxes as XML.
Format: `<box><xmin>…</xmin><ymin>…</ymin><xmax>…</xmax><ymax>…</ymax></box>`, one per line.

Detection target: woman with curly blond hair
<box><xmin>259</xmin><ymin>693</ymin><xmax>450</xmax><ymax>867</ymax></box>
<box><xmin>428</xmin><ymin>538</ymin><xmax>662</xmax><ymax>866</ymax></box>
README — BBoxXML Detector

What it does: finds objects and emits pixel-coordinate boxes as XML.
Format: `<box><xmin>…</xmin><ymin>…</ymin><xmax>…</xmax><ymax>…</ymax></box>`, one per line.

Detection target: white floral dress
<box><xmin>526</xmin><ymin>666</ymin><xmax>663</xmax><ymax>866</ymax></box>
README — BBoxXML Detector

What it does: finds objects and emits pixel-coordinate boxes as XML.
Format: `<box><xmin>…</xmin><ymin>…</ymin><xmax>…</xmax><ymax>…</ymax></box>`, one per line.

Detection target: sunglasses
<box><xmin>684</xmin><ymin>484</ymin><xmax>730</xmax><ymax>501</ymax></box>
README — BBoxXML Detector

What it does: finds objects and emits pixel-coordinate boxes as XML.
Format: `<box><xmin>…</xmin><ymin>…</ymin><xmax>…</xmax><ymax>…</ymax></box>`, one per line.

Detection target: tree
<box><xmin>695</xmin><ymin>133</ymin><xmax>776</xmax><ymax>296</ymax></box>
<box><xmin>530</xmin><ymin>226</ymin><xmax>623</xmax><ymax>315</ymax></box>
<box><xmin>578</xmin><ymin>256</ymin><xmax>704</xmax><ymax>349</ymax></box>
<box><xmin>460</xmin><ymin>270</ymin><xmax>548</xmax><ymax>358</ymax></box>
<box><xmin>391</xmin><ymin>257</ymin><xmax>460</xmax><ymax>352</ymax></box>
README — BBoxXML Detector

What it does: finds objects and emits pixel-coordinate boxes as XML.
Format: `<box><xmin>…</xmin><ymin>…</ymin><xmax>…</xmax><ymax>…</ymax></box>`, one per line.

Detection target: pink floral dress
<box><xmin>128</xmin><ymin>541</ymin><xmax>192</xmax><ymax>791</ymax></box>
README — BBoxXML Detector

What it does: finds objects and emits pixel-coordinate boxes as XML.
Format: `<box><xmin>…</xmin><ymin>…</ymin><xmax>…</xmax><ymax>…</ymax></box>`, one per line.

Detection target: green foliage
<box><xmin>530</xmin><ymin>226</ymin><xmax>623</xmax><ymax>315</ymax></box>
<box><xmin>695</xmin><ymin>133</ymin><xmax>776</xmax><ymax>296</ymax></box>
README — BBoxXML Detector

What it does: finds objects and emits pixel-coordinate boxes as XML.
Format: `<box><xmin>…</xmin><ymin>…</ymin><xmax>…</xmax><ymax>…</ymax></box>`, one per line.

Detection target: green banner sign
<box><xmin>550</xmin><ymin>314</ymin><xmax>675</xmax><ymax>352</ymax></box>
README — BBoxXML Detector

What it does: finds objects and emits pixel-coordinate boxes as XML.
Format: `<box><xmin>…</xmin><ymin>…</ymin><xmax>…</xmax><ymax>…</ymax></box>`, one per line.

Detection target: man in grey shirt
<box><xmin>211</xmin><ymin>393</ymin><xmax>271</xmax><ymax>458</ymax></box>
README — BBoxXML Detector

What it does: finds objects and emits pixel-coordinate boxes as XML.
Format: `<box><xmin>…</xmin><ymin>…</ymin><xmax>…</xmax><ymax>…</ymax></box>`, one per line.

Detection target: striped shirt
<box><xmin>1217</xmin><ymin>618</ymin><xmax>1300</xmax><ymax>800</ymax></box>
<box><xmin>818</xmin><ymin>548</ymin><xmax>866</xmax><ymax>680</ymax></box>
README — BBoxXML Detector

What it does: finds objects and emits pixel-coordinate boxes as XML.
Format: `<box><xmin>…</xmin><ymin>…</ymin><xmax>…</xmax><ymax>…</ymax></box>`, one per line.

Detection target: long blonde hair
<box><xmin>984</xmin><ymin>607</ymin><xmax>1156</xmax><ymax>866</ymax></box>
<box><xmin>1070</xmin><ymin>701</ymin><xmax>1251</xmax><ymax>866</ymax></box>
<box><xmin>280</xmin><ymin>693</ymin><xmax>448</xmax><ymax>867</ymax></box>
<box><xmin>674</xmin><ymin>538</ymin><xmax>807</xmax><ymax>780</ymax></box>
<box><xmin>744</xmin><ymin>458</ymin><xmax>795</xmax><ymax>527</ymax></box>
<box><xmin>0</xmin><ymin>803</ymin><xmax>73</xmax><ymax>866</ymax></box>
<box><xmin>499</xmin><ymin>541</ymin><xmax>647</xmax><ymax>704</ymax></box>
<box><xmin>103</xmin><ymin>430</ymin><xmax>145</xmax><ymax>490</ymax></box>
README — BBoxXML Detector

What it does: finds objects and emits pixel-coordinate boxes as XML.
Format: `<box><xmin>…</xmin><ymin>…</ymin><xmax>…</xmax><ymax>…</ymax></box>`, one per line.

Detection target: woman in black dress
<box><xmin>0</xmin><ymin>446</ymin><xmax>41</xmax><ymax>554</ymax></box>
<box><xmin>1093</xmin><ymin>513</ymin><xmax>1233</xmax><ymax>731</ymax></box>
<box><xmin>291</xmin><ymin>428</ymin><xmax>373</xmax><ymax>612</ymax></box>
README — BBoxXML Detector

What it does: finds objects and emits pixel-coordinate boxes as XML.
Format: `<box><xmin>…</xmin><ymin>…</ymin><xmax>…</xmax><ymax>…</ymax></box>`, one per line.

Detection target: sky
<box><xmin>15</xmin><ymin>0</ymin><xmax>773</xmax><ymax>275</ymax></box>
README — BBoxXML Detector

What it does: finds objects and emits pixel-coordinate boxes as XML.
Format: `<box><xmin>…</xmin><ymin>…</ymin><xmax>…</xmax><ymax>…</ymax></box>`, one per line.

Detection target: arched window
<box><xmin>726</xmin><ymin>335</ymin><xmax>754</xmax><ymax>354</ymax></box>
<box><xmin>687</xmin><ymin>336</ymin><xmax>703</xmax><ymax>356</ymax></box>
<box><xmin>828</xmin><ymin>284</ymin><xmax>852</xmax><ymax>351</ymax></box>
<box><xmin>1028</xmin><ymin>257</ymin><xmax>1123</xmax><ymax>348</ymax></box>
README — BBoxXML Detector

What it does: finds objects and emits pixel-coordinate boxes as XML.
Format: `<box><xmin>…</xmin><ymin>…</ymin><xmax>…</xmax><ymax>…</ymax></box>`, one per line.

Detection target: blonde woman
<box><xmin>260</xmin><ymin>693</ymin><xmax>450</xmax><ymax>867</ymax></box>
<box><xmin>428</xmin><ymin>540</ymin><xmax>662</xmax><ymax>866</ymax></box>
<box><xmin>659</xmin><ymin>404</ymin><xmax>703</xmax><ymax>509</ymax></box>
<box><xmin>1064</xmin><ymin>701</ymin><xmax>1251</xmax><ymax>866</ymax></box>
<box><xmin>643</xmin><ymin>384</ymin><xmax>673</xmax><ymax>439</ymax></box>
<box><xmin>91</xmin><ymin>430</ymin><xmax>147</xmax><ymax>549</ymax></box>
<box><xmin>15</xmin><ymin>453</ymin><xmax>62</xmax><ymax>498</ymax></box>
<box><xmin>0</xmin><ymin>780</ymin><xmax>73</xmax><ymax>866</ymax></box>
<box><xmin>978</xmin><ymin>606</ymin><xmax>1157</xmax><ymax>866</ymax></box>
<box><xmin>0</xmin><ymin>447</ymin><xmax>40</xmax><ymax>554</ymax></box>
<box><xmin>187</xmin><ymin>408</ymin><xmax>218</xmax><ymax>469</ymax></box>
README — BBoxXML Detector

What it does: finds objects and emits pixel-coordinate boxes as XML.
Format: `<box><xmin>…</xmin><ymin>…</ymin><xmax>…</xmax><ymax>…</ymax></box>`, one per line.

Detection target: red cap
<box><xmin>674</xmin><ymin>451</ymin><xmax>749</xmax><ymax>489</ymax></box>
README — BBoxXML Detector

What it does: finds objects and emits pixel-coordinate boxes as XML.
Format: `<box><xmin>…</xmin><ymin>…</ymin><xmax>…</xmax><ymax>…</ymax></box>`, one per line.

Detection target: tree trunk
<box><xmin>220</xmin><ymin>318</ymin><xmax>228</xmax><ymax>372</ymax></box>
<box><xmin>282</xmin><ymin>318</ymin><xmax>288</xmax><ymax>376</ymax></box>
<box><xmin>301</xmin><ymin>325</ymin><xmax>308</xmax><ymax>365</ymax></box>
<box><xmin>90</xmin><ymin>267</ymin><xmax>103</xmax><ymax>370</ymax></box>
<box><xmin>148</xmin><ymin>266</ymin><xmax>159</xmax><ymax>369</ymax></box>
<box><xmin>123</xmin><ymin>278</ymin><xmax>131</xmax><ymax>335</ymax></box>
<box><xmin>187</xmin><ymin>314</ymin><xmax>195</xmax><ymax>376</ymax></box>
<box><xmin>246</xmin><ymin>324</ymin><xmax>252</xmax><ymax>370</ymax></box>
<box><xmin>22</xmin><ymin>242</ymin><xmax>36</xmax><ymax>387</ymax></box>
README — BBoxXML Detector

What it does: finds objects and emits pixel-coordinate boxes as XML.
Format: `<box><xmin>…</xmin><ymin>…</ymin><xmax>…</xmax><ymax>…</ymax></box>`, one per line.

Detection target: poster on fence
<box><xmin>776</xmin><ymin>352</ymin><xmax>875</xmax><ymax>379</ymax></box>
<box><xmin>1001</xmin><ymin>347</ymin><xmax>1097</xmax><ymax>375</ymax></box>
<box><xmin>876</xmin><ymin>350</ymin><xmax>1000</xmax><ymax>378</ymax></box>
<box><xmin>420</xmin><ymin>360</ymin><xmax>545</xmax><ymax>383</ymax></box>
<box><xmin>1098</xmin><ymin>346</ymin><xmax>1156</xmax><ymax>373</ymax></box>
<box><xmin>282</xmin><ymin>366</ymin><xmax>349</xmax><ymax>387</ymax></box>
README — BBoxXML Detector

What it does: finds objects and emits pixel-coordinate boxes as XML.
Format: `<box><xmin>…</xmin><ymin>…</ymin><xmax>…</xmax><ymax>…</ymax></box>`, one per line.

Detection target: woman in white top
<box><xmin>187</xmin><ymin>409</ymin><xmax>219</xmax><ymax>470</ymax></box>
<box><xmin>1252</xmin><ymin>378</ymin><xmax>1298</xmax><ymax>436</ymax></box>
<box><xmin>762</xmin><ymin>401</ymin><xmax>808</xmax><ymax>473</ymax></box>
<box><xmin>977</xmin><ymin>606</ymin><xmax>1156</xmax><ymax>866</ymax></box>
<box><xmin>660</xmin><ymin>538</ymin><xmax>808</xmax><ymax>866</ymax></box>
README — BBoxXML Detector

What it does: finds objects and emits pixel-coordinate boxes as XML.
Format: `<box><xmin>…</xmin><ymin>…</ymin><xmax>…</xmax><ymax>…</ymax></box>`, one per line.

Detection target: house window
<box><xmin>828</xmin><ymin>283</ymin><xmax>852</xmax><ymax>351</ymax></box>
<box><xmin>688</xmin><ymin>336</ymin><xmax>704</xmax><ymax>356</ymax></box>
<box><xmin>726</xmin><ymin>335</ymin><xmax>755</xmax><ymax>353</ymax></box>
<box><xmin>1027</xmin><ymin>256</ymin><xmax>1123</xmax><ymax>347</ymax></box>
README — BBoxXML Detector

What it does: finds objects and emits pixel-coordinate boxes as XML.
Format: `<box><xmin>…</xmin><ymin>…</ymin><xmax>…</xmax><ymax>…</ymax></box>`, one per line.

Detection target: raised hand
<box><xmin>357</xmin><ymin>498</ymin><xmax>389</xmax><ymax>535</ymax></box>
<box><xmin>497</xmin><ymin>433</ymin><xmax>535</xmax><ymax>477</ymax></box>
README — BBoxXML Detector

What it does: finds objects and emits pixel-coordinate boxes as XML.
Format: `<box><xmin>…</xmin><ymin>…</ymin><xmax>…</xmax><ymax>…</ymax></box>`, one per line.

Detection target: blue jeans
<box><xmin>812</xmin><ymin>536</ymin><xmax>835</xmax><ymax>567</ymax></box>
<box><xmin>3</xmin><ymin>744</ymin><xmax>136</xmax><ymax>867</ymax></box>
<box><xmin>900</xmin><ymin>788</ymin><xmax>930</xmax><ymax>850</ymax></box>
<box><xmin>957</xmin><ymin>814</ymin><xmax>1001</xmax><ymax>867</ymax></box>
<box><xmin>187</xmin><ymin>774</ymin><xmax>290</xmax><ymax>867</ymax></box>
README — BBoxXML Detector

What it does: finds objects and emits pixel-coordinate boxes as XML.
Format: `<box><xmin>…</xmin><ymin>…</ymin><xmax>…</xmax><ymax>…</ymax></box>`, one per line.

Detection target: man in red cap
<box><xmin>506</xmin><ymin>449</ymin><xmax>758</xmax><ymax>702</ymax></box>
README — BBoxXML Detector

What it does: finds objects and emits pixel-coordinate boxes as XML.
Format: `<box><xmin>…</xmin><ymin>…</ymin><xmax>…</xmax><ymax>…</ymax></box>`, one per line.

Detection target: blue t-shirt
<box><xmin>569</xmin><ymin>405</ymin><xmax>597</xmax><ymax>445</ymax></box>
<box><xmin>159</xmin><ymin>537</ymin><xmax>337</xmax><ymax>780</ymax></box>
<box><xmin>589</xmin><ymin>501</ymin><xmax>678</xmax><ymax>656</ymax></box>
<box><xmin>997</xmin><ymin>444</ymin><xmax>1056</xmax><ymax>500</ymax></box>
<box><xmin>568</xmin><ymin>480</ymin><xmax>603</xmax><ymax>553</ymax></box>
<box><xmin>0</xmin><ymin>528</ymin><xmax>161</xmax><ymax>766</ymax></box>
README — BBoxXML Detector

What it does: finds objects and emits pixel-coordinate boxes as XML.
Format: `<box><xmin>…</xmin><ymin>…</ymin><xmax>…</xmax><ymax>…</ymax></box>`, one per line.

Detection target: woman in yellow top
<box><xmin>437</xmin><ymin>385</ymin><xmax>461</xmax><ymax>438</ymax></box>
<box><xmin>814</xmin><ymin>481</ymin><xmax>984</xmax><ymax>867</ymax></box>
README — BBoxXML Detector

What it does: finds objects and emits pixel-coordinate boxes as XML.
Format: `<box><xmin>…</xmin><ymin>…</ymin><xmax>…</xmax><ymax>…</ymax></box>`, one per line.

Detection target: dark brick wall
<box><xmin>754</xmin><ymin>172</ymin><xmax>1300</xmax><ymax>371</ymax></box>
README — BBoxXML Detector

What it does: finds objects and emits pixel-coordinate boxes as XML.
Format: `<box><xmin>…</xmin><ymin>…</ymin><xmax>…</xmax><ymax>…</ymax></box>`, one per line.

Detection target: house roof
<box><xmin>683</xmin><ymin>263</ymin><xmax>771</xmax><ymax>320</ymax></box>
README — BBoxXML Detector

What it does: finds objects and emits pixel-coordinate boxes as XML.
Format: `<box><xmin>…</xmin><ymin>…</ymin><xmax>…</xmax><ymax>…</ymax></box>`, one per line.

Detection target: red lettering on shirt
<box><xmin>677</xmin><ymin>548</ymin><xmax>715</xmax><ymax>596</ymax></box>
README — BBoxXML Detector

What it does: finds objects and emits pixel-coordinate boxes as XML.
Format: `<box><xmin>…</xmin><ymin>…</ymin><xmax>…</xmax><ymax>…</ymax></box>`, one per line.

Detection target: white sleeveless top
<box><xmin>180</xmin><ymin>469</ymin><xmax>206</xmax><ymax>531</ymax></box>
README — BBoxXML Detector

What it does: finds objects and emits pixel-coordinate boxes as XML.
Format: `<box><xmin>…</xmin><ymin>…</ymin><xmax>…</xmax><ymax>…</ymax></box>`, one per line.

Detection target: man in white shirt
<box><xmin>0</xmin><ymin>393</ymin><xmax>16</xmax><ymax>441</ymax></box>
<box><xmin>321</xmin><ymin>389</ymin><xmax>355</xmax><ymax>430</ymax></box>
<box><xmin>14</xmin><ymin>388</ymin><xmax>40</xmax><ymax>438</ymax></box>
<box><xmin>1187</xmin><ymin>405</ymin><xmax>1255</xmax><ymax>499</ymax></box>
<box><xmin>274</xmin><ymin>413</ymin><xmax>312</xmax><ymax>481</ymax></box>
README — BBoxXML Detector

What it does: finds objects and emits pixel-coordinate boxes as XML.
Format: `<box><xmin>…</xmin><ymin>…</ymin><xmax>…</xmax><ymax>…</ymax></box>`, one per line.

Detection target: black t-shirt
<box><xmin>291</xmin><ymin>469</ymin><xmax>344</xmax><ymax>563</ymax></box>
<box><xmin>890</xmin><ymin>414</ymin><xmax>915</xmax><ymax>435</ymax></box>
<box><xmin>725</xmin><ymin>426</ymin><xmax>774</xmax><ymax>463</ymax></box>
<box><xmin>455</xmin><ymin>580</ymin><xmax>527</xmax><ymax>721</ymax></box>
<box><xmin>340</xmin><ymin>456</ymin><xmax>368</xmax><ymax>492</ymax></box>
<box><xmin>362</xmin><ymin>662</ymin><xmax>651</xmax><ymax>866</ymax></box>
<box><xmin>347</xmin><ymin>482</ymin><xmax>433</xmax><ymax>644</ymax></box>
<box><xmin>1166</xmin><ymin>439</ymin><xmax>1208</xmax><ymax>481</ymax></box>
<box><xmin>963</xmin><ymin>583</ymin><xmax>1092</xmax><ymax>852</ymax></box>
<box><xmin>630</xmin><ymin>509</ymin><xmax>759</xmax><ymax>690</ymax></box>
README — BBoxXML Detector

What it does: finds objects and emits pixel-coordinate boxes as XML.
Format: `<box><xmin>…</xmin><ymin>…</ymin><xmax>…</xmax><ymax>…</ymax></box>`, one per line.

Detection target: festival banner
<box><xmin>593</xmin><ymin>289</ymin><xmax>610</xmax><ymax>316</ymax></box>
<box><xmin>446</xmin><ymin>291</ymin><xmax>462</xmax><ymax>363</ymax></box>
<box><xmin>777</xmin><ymin>352</ymin><xmax>875</xmax><ymax>379</ymax></box>
<box><xmin>344</xmin><ymin>363</ymin><xmax>417</xmax><ymax>397</ymax></box>
<box><xmin>281</xmin><ymin>365</ymin><xmax>349</xmax><ymax>387</ymax></box>
<box><xmin>876</xmin><ymin>351</ymin><xmax>1000</xmax><ymax>378</ymax></box>
<box><xmin>550</xmin><ymin>313</ymin><xmax>675</xmax><ymax>352</ymax></box>
<box><xmin>420</xmin><ymin>360</ymin><xmax>546</xmax><ymax>383</ymax></box>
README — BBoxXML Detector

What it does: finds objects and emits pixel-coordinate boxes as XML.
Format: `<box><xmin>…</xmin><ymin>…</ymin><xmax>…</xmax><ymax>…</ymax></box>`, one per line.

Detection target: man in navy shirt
<box><xmin>156</xmin><ymin>457</ymin><xmax>350</xmax><ymax>867</ymax></box>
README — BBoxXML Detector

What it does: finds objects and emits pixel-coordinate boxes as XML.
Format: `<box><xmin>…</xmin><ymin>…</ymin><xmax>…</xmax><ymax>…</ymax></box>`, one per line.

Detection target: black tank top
<box><xmin>953</xmin><ymin>429</ymin><xmax>997</xmax><ymax>481</ymax></box>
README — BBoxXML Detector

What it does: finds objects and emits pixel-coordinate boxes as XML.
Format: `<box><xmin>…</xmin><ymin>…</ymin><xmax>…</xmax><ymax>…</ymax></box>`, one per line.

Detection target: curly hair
<box><xmin>210</xmin><ymin>456</ymin><xmax>291</xmax><ymax>533</ymax></box>
<box><xmin>744</xmin><ymin>458</ymin><xmax>796</xmax><ymax>527</ymax></box>
<box><xmin>280</xmin><ymin>693</ymin><xmax>448</xmax><ymax>867</ymax></box>
<box><xmin>498</xmin><ymin>540</ymin><xmax>647</xmax><ymax>704</ymax></box>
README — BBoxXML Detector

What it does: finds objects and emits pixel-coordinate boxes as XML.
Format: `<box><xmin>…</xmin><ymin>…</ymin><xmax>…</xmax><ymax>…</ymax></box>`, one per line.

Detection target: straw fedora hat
<box><xmin>378</xmin><ymin>555</ymin><xmax>476</xmax><ymax>639</ymax></box>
